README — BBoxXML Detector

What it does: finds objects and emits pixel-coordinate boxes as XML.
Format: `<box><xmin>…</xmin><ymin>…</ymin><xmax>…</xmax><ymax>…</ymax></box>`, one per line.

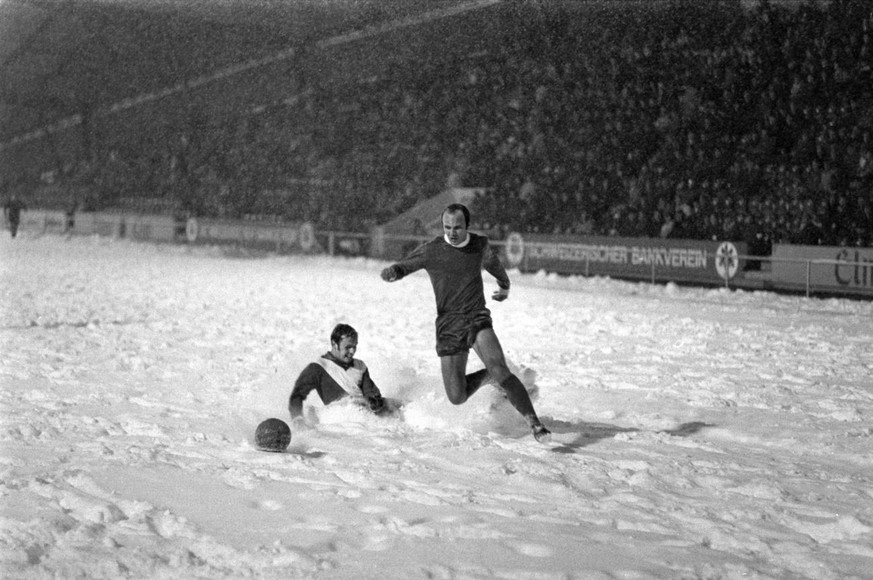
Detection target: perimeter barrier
<box><xmin>9</xmin><ymin>210</ymin><xmax>871</xmax><ymax>299</ymax></box>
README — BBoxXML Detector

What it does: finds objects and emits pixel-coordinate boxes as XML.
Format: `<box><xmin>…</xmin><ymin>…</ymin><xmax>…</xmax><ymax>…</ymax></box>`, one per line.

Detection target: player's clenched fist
<box><xmin>380</xmin><ymin>266</ymin><xmax>400</xmax><ymax>282</ymax></box>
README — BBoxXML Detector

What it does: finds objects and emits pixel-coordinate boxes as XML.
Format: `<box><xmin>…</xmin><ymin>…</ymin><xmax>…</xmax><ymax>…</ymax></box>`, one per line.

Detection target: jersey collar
<box><xmin>444</xmin><ymin>233</ymin><xmax>471</xmax><ymax>248</ymax></box>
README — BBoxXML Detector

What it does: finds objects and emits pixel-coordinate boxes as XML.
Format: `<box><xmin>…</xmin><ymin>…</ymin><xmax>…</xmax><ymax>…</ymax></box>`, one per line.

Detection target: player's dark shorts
<box><xmin>434</xmin><ymin>309</ymin><xmax>493</xmax><ymax>356</ymax></box>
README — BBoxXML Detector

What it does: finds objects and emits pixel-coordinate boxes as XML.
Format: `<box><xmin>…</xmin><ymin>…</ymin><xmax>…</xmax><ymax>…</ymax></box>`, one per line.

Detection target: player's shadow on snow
<box><xmin>286</xmin><ymin>448</ymin><xmax>327</xmax><ymax>459</ymax></box>
<box><xmin>543</xmin><ymin>419</ymin><xmax>713</xmax><ymax>454</ymax></box>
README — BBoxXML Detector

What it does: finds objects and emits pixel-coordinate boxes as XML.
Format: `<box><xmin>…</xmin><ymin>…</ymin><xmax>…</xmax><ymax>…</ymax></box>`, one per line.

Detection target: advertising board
<box><xmin>123</xmin><ymin>214</ymin><xmax>177</xmax><ymax>242</ymax></box>
<box><xmin>72</xmin><ymin>212</ymin><xmax>125</xmax><ymax>237</ymax></box>
<box><xmin>184</xmin><ymin>218</ymin><xmax>316</xmax><ymax>253</ymax></box>
<box><xmin>770</xmin><ymin>244</ymin><xmax>873</xmax><ymax>296</ymax></box>
<box><xmin>503</xmin><ymin>232</ymin><xmax>746</xmax><ymax>285</ymax></box>
<box><xmin>15</xmin><ymin>210</ymin><xmax>67</xmax><ymax>235</ymax></box>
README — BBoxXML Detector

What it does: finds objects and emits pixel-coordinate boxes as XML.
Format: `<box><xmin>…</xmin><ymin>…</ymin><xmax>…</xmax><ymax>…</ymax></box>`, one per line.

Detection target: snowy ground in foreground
<box><xmin>1</xmin><ymin>234</ymin><xmax>872</xmax><ymax>580</ymax></box>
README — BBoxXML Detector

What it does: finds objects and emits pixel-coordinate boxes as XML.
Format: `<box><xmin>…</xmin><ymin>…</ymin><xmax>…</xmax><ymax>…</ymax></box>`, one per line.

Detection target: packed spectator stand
<box><xmin>4</xmin><ymin>0</ymin><xmax>872</xmax><ymax>253</ymax></box>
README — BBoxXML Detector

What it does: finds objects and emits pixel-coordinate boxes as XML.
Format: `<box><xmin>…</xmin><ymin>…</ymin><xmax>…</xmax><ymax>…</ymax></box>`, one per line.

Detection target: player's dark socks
<box><xmin>499</xmin><ymin>375</ymin><xmax>551</xmax><ymax>442</ymax></box>
<box><xmin>465</xmin><ymin>368</ymin><xmax>491</xmax><ymax>399</ymax></box>
<box><xmin>498</xmin><ymin>374</ymin><xmax>539</xmax><ymax>421</ymax></box>
<box><xmin>531</xmin><ymin>423</ymin><xmax>552</xmax><ymax>443</ymax></box>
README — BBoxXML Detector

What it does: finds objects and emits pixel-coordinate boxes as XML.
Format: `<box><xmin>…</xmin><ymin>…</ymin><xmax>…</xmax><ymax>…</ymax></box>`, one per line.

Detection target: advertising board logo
<box><xmin>715</xmin><ymin>242</ymin><xmax>739</xmax><ymax>280</ymax></box>
<box><xmin>834</xmin><ymin>248</ymin><xmax>873</xmax><ymax>288</ymax></box>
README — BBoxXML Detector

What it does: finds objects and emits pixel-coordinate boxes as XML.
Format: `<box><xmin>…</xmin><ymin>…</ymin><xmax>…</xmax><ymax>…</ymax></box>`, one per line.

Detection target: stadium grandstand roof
<box><xmin>0</xmin><ymin>0</ymin><xmax>497</xmax><ymax>149</ymax></box>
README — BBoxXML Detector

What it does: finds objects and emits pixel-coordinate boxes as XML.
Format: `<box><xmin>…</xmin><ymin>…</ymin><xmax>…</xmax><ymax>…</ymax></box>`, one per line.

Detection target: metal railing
<box><xmin>731</xmin><ymin>253</ymin><xmax>871</xmax><ymax>298</ymax></box>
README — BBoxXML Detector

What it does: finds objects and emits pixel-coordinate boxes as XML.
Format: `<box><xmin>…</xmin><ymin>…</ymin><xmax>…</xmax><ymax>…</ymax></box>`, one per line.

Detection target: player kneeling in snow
<box><xmin>288</xmin><ymin>323</ymin><xmax>385</xmax><ymax>425</ymax></box>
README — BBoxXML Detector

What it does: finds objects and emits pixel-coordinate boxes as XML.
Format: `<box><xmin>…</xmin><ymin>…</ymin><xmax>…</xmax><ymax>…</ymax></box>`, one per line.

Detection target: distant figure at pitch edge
<box><xmin>380</xmin><ymin>203</ymin><xmax>551</xmax><ymax>443</ymax></box>
<box><xmin>3</xmin><ymin>194</ymin><xmax>26</xmax><ymax>238</ymax></box>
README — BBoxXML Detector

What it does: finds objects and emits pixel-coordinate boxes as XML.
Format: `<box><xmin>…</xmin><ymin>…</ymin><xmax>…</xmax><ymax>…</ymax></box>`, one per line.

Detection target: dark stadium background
<box><xmin>1</xmin><ymin>0</ymin><xmax>871</xmax><ymax>246</ymax></box>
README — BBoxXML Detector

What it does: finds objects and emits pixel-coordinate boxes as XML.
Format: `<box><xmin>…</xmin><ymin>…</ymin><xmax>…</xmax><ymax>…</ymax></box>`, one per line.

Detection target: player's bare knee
<box><xmin>445</xmin><ymin>389</ymin><xmax>467</xmax><ymax>405</ymax></box>
<box><xmin>444</xmin><ymin>378</ymin><xmax>468</xmax><ymax>404</ymax></box>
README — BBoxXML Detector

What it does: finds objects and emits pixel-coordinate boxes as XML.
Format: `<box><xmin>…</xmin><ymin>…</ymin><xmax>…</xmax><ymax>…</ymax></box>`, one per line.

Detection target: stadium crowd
<box><xmin>7</xmin><ymin>0</ymin><xmax>872</xmax><ymax>251</ymax></box>
<box><xmin>467</xmin><ymin>0</ymin><xmax>873</xmax><ymax>253</ymax></box>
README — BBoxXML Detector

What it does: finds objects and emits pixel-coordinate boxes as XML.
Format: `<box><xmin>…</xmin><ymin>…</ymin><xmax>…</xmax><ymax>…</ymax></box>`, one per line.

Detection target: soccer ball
<box><xmin>255</xmin><ymin>418</ymin><xmax>292</xmax><ymax>452</ymax></box>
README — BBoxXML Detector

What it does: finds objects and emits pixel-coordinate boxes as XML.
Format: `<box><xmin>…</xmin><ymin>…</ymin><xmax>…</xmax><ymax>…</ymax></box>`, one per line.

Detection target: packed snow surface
<box><xmin>1</xmin><ymin>235</ymin><xmax>872</xmax><ymax>579</ymax></box>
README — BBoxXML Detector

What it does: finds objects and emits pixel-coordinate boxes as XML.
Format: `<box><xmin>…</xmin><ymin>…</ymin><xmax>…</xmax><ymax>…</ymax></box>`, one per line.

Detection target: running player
<box><xmin>380</xmin><ymin>203</ymin><xmax>551</xmax><ymax>442</ymax></box>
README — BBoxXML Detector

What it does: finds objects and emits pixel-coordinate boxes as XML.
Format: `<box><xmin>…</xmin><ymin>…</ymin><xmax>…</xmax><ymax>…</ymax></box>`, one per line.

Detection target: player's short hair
<box><xmin>442</xmin><ymin>203</ymin><xmax>470</xmax><ymax>227</ymax></box>
<box><xmin>331</xmin><ymin>323</ymin><xmax>358</xmax><ymax>345</ymax></box>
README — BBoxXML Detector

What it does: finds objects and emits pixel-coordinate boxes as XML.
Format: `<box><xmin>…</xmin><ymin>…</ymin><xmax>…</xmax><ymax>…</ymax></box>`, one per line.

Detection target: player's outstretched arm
<box><xmin>381</xmin><ymin>241</ymin><xmax>429</xmax><ymax>282</ymax></box>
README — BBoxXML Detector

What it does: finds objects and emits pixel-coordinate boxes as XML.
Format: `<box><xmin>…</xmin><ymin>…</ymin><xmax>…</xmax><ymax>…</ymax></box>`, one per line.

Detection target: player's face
<box><xmin>442</xmin><ymin>211</ymin><xmax>468</xmax><ymax>246</ymax></box>
<box><xmin>331</xmin><ymin>335</ymin><xmax>357</xmax><ymax>364</ymax></box>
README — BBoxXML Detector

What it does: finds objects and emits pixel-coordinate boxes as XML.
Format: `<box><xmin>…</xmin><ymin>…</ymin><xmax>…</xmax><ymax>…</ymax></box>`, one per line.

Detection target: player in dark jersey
<box><xmin>381</xmin><ymin>204</ymin><xmax>551</xmax><ymax>443</ymax></box>
<box><xmin>288</xmin><ymin>323</ymin><xmax>385</xmax><ymax>425</ymax></box>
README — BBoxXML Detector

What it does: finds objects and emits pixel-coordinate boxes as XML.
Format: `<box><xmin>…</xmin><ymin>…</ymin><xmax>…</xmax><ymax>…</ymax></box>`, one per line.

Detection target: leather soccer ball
<box><xmin>255</xmin><ymin>418</ymin><xmax>292</xmax><ymax>452</ymax></box>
